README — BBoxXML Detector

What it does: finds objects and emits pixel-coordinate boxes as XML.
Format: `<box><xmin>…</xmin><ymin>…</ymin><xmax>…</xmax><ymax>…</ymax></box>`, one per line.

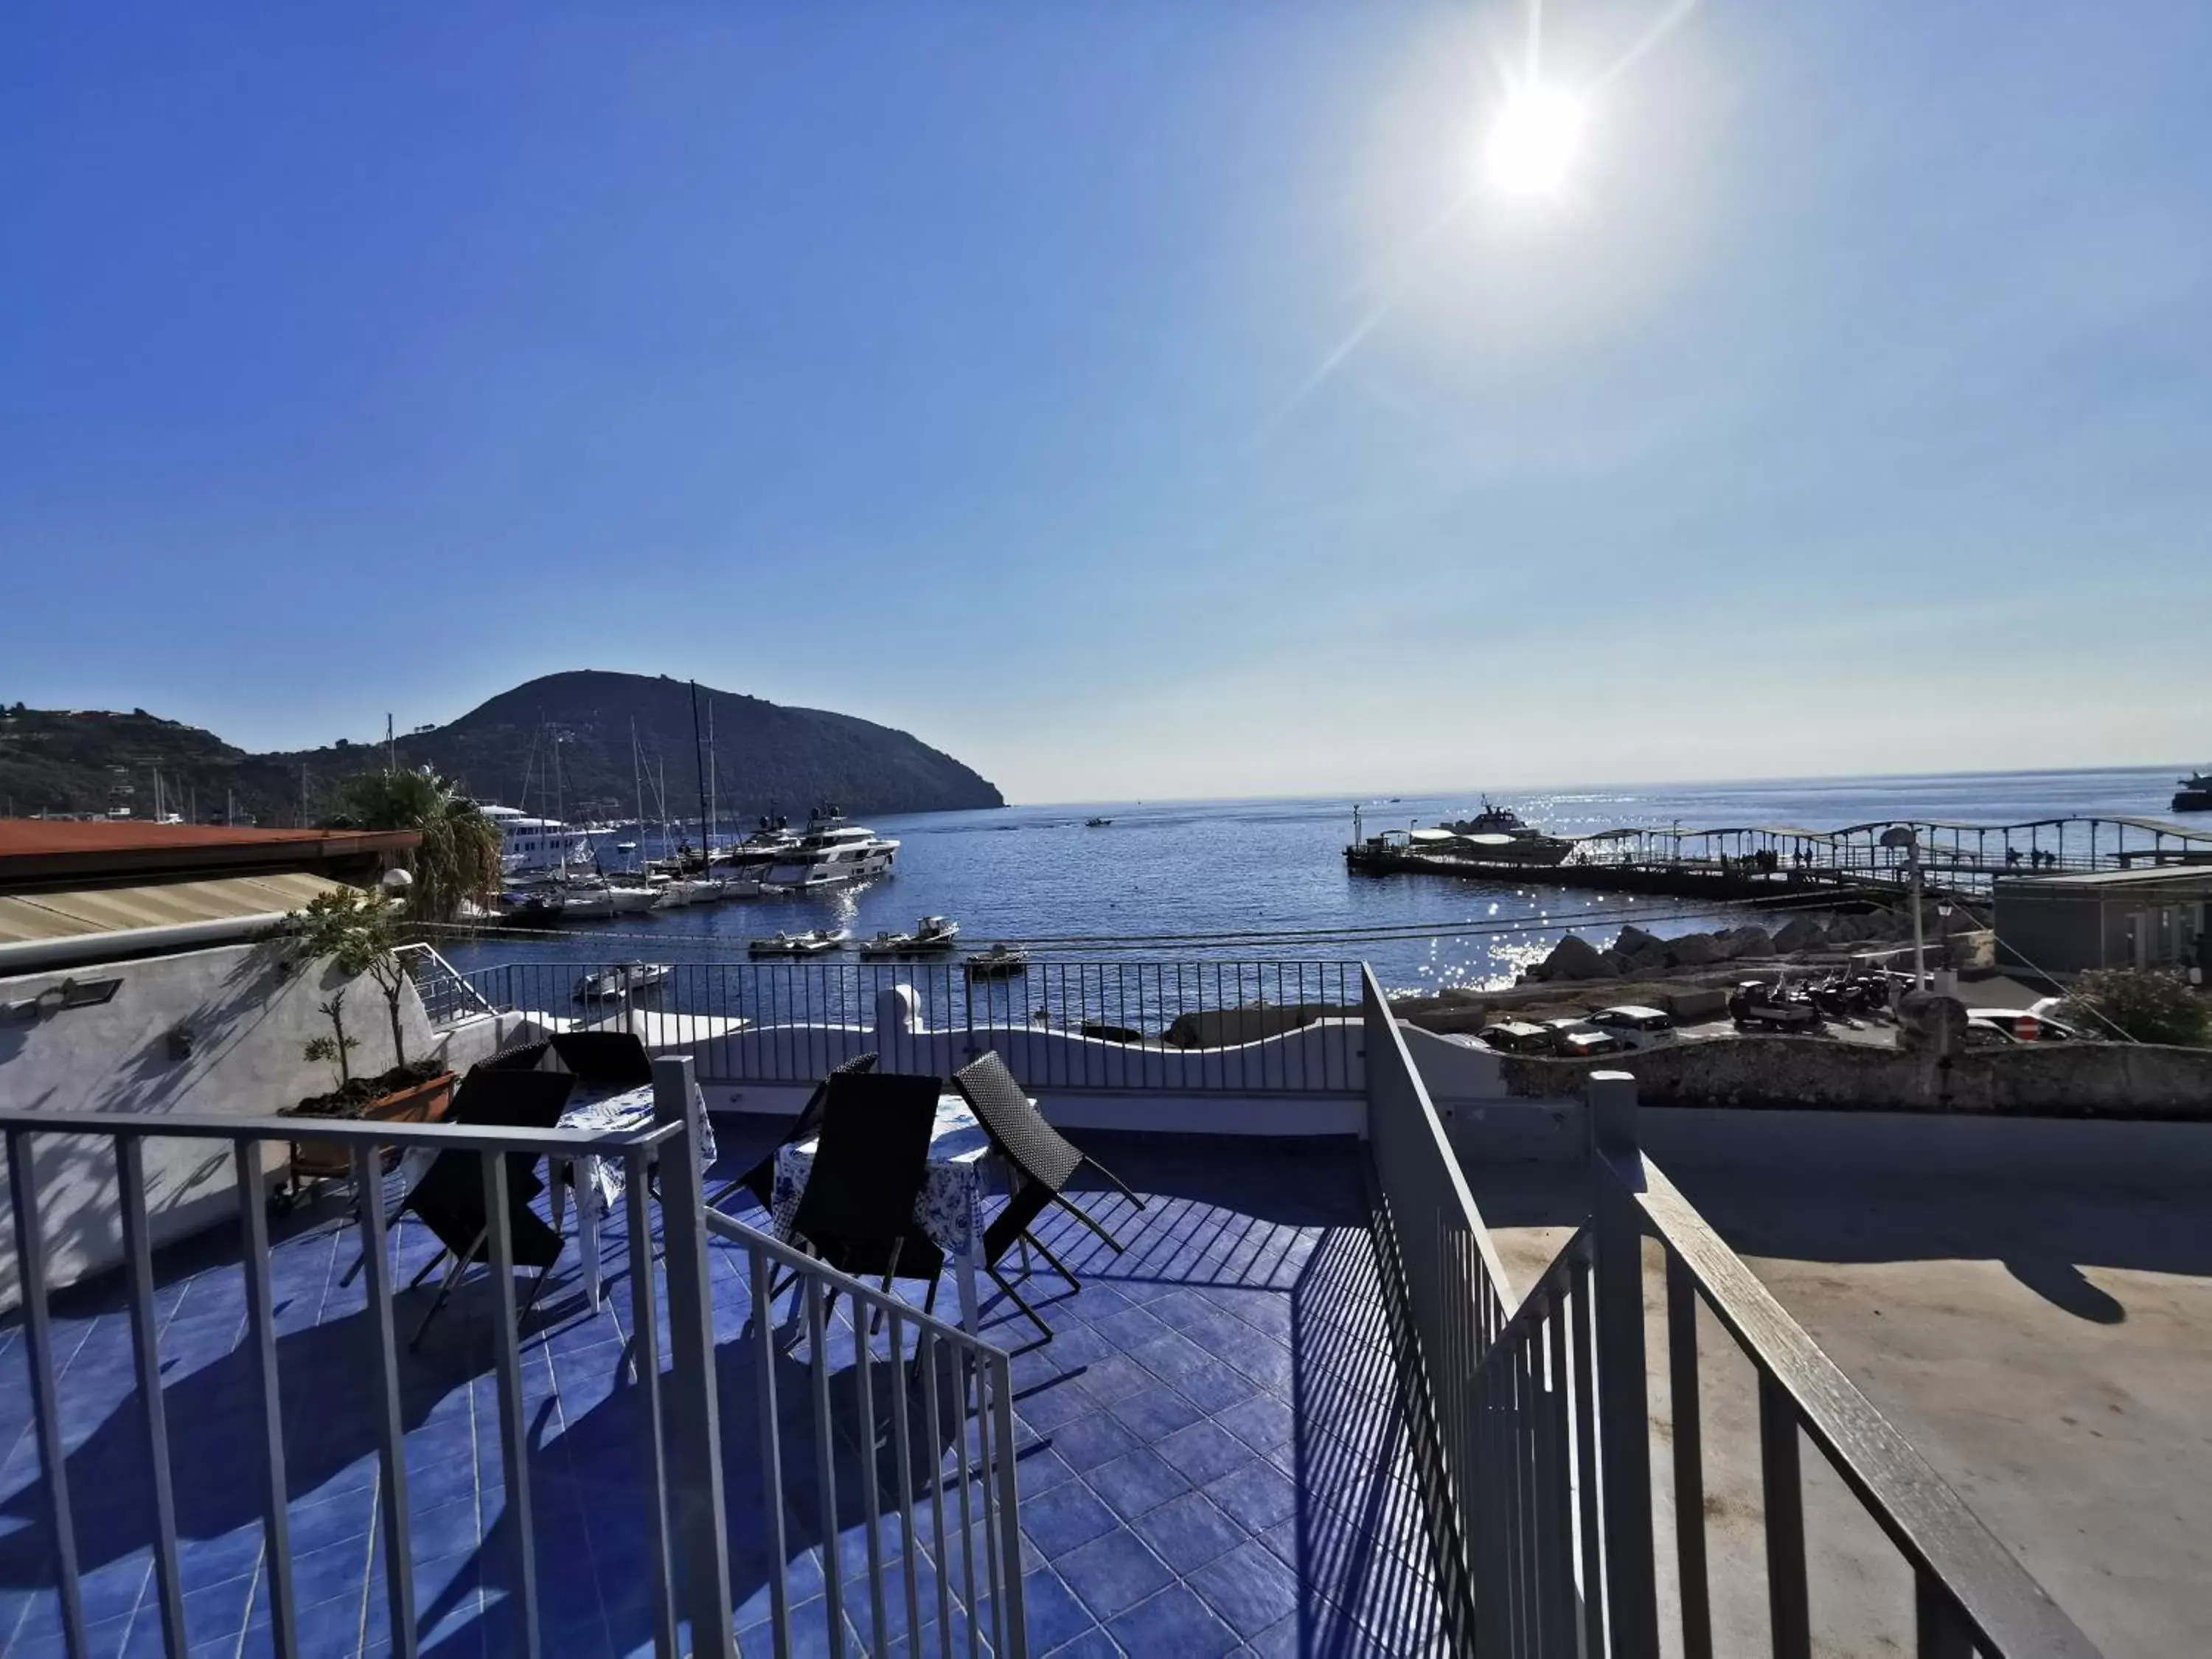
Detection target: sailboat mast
<box><xmin>706</xmin><ymin>698</ymin><xmax>718</xmax><ymax>869</ymax></box>
<box><xmin>630</xmin><ymin>720</ymin><xmax>647</xmax><ymax>872</ymax></box>
<box><xmin>688</xmin><ymin>681</ymin><xmax>712</xmax><ymax>874</ymax></box>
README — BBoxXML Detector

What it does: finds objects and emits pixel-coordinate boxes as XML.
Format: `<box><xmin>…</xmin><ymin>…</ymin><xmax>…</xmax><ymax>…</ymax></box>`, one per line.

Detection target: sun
<box><xmin>1484</xmin><ymin>82</ymin><xmax>1588</xmax><ymax>200</ymax></box>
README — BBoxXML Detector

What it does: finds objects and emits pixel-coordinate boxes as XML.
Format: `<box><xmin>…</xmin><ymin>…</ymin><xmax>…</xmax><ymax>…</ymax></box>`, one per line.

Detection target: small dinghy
<box><xmin>963</xmin><ymin>942</ymin><xmax>1030</xmax><ymax>978</ymax></box>
<box><xmin>748</xmin><ymin>928</ymin><xmax>850</xmax><ymax>957</ymax></box>
<box><xmin>574</xmin><ymin>962</ymin><xmax>672</xmax><ymax>1002</ymax></box>
<box><xmin>859</xmin><ymin>916</ymin><xmax>962</xmax><ymax>958</ymax></box>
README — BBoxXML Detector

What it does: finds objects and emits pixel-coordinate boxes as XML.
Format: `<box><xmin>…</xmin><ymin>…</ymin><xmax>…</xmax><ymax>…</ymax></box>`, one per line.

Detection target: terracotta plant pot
<box><xmin>288</xmin><ymin>1071</ymin><xmax>456</xmax><ymax>1182</ymax></box>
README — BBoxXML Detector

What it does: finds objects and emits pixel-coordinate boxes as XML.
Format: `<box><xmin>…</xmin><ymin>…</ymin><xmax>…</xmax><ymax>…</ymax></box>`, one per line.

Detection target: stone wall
<box><xmin>1493</xmin><ymin>1036</ymin><xmax>2212</xmax><ymax>1118</ymax></box>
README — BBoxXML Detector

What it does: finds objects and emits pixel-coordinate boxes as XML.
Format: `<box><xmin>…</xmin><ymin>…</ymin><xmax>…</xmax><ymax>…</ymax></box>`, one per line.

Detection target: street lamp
<box><xmin>379</xmin><ymin>865</ymin><xmax>414</xmax><ymax>914</ymax></box>
<box><xmin>1879</xmin><ymin>827</ymin><xmax>1927</xmax><ymax>991</ymax></box>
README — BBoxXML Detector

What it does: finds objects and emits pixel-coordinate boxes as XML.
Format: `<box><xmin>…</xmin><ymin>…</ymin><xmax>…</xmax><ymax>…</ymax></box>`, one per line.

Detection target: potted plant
<box><xmin>281</xmin><ymin>886</ymin><xmax>456</xmax><ymax>1187</ymax></box>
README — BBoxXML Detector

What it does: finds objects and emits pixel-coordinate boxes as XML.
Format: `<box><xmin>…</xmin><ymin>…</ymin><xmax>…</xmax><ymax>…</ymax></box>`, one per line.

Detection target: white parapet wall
<box><xmin>0</xmin><ymin>939</ymin><xmax>512</xmax><ymax>1308</ymax></box>
<box><xmin>669</xmin><ymin>985</ymin><xmax>1372</xmax><ymax>1135</ymax></box>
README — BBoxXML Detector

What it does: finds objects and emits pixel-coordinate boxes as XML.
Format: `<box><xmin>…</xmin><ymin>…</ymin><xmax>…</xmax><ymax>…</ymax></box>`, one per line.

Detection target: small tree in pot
<box><xmin>288</xmin><ymin>886</ymin><xmax>452</xmax><ymax>1118</ymax></box>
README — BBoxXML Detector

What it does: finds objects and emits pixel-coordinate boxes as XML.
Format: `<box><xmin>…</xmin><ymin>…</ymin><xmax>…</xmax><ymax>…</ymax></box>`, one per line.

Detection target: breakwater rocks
<box><xmin>1521</xmin><ymin>906</ymin><xmax>1987</xmax><ymax>984</ymax></box>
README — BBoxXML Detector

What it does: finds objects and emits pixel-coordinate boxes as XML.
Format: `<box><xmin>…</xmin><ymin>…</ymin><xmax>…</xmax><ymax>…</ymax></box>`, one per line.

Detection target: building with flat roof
<box><xmin>1993</xmin><ymin>861</ymin><xmax>2212</xmax><ymax>976</ymax></box>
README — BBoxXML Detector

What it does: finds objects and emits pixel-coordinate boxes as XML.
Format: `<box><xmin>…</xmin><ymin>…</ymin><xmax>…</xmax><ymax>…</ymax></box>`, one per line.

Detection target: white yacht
<box><xmin>764</xmin><ymin>815</ymin><xmax>900</xmax><ymax>888</ymax></box>
<box><xmin>478</xmin><ymin>804</ymin><xmax>593</xmax><ymax>877</ymax></box>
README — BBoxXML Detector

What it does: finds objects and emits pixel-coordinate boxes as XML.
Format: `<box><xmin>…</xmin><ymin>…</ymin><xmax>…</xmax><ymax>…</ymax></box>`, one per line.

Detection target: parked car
<box><xmin>1553</xmin><ymin>1028</ymin><xmax>1628</xmax><ymax>1060</ymax></box>
<box><xmin>1476</xmin><ymin>1020</ymin><xmax>1554</xmax><ymax>1055</ymax></box>
<box><xmin>1533</xmin><ymin>1016</ymin><xmax>1627</xmax><ymax>1057</ymax></box>
<box><xmin>1966</xmin><ymin>1008</ymin><xmax>2091</xmax><ymax>1043</ymax></box>
<box><xmin>1584</xmin><ymin>1005</ymin><xmax>1677</xmax><ymax>1048</ymax></box>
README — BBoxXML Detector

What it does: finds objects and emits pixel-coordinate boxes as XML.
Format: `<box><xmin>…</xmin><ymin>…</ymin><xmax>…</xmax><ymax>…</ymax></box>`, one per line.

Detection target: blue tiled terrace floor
<box><xmin>0</xmin><ymin>1124</ymin><xmax>1442</xmax><ymax>1658</ymax></box>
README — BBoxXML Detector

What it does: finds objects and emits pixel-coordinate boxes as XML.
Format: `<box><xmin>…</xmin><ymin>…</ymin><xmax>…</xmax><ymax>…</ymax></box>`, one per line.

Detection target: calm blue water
<box><xmin>441</xmin><ymin>766</ymin><xmax>2191</xmax><ymax>995</ymax></box>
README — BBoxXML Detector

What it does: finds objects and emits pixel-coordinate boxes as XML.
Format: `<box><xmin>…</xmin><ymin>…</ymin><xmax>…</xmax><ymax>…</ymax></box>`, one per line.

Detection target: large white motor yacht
<box><xmin>764</xmin><ymin>815</ymin><xmax>900</xmax><ymax>888</ymax></box>
<box><xmin>478</xmin><ymin>804</ymin><xmax>593</xmax><ymax>877</ymax></box>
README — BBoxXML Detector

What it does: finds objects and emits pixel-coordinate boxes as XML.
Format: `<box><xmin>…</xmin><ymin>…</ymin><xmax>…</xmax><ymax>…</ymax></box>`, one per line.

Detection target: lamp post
<box><xmin>1880</xmin><ymin>827</ymin><xmax>1926</xmax><ymax>991</ymax></box>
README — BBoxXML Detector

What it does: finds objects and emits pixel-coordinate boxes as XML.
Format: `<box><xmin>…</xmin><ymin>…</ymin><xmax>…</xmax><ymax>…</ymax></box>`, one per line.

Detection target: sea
<box><xmin>438</xmin><ymin>766</ymin><xmax>2195</xmax><ymax>996</ymax></box>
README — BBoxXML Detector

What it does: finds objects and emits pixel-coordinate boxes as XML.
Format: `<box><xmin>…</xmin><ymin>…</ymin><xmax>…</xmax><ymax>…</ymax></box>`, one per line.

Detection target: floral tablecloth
<box><xmin>560</xmin><ymin>1078</ymin><xmax>718</xmax><ymax>1209</ymax></box>
<box><xmin>770</xmin><ymin>1095</ymin><xmax>990</xmax><ymax>1256</ymax></box>
<box><xmin>554</xmin><ymin>1079</ymin><xmax>716</xmax><ymax>1309</ymax></box>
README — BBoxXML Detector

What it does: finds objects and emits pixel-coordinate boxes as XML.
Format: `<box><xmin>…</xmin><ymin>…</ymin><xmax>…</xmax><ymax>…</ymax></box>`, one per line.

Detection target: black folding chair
<box><xmin>953</xmin><ymin>1052</ymin><xmax>1144</xmax><ymax>1339</ymax></box>
<box><xmin>548</xmin><ymin>1030</ymin><xmax>654</xmax><ymax>1089</ymax></box>
<box><xmin>399</xmin><ymin>1065</ymin><xmax>575</xmax><ymax>1346</ymax></box>
<box><xmin>480</xmin><ymin>1038</ymin><xmax>556</xmax><ymax>1073</ymax></box>
<box><xmin>709</xmin><ymin>1050</ymin><xmax>878</xmax><ymax>1214</ymax></box>
<box><xmin>785</xmin><ymin>1070</ymin><xmax>945</xmax><ymax>1332</ymax></box>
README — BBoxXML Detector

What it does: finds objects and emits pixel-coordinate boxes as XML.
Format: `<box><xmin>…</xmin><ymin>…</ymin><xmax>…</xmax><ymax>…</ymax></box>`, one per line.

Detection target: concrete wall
<box><xmin>0</xmin><ymin>940</ymin><xmax>500</xmax><ymax>1305</ymax></box>
<box><xmin>1484</xmin><ymin>1035</ymin><xmax>2212</xmax><ymax>1118</ymax></box>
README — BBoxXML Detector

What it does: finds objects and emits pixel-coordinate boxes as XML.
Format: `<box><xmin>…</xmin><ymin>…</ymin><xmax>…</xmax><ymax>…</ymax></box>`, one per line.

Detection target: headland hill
<box><xmin>0</xmin><ymin>669</ymin><xmax>1004</xmax><ymax>826</ymax></box>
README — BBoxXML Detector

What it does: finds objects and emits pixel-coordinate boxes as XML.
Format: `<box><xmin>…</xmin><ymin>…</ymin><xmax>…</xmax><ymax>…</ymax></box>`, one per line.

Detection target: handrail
<box><xmin>703</xmin><ymin>1208</ymin><xmax>1006</xmax><ymax>1354</ymax></box>
<box><xmin>1620</xmin><ymin>1146</ymin><xmax>2101</xmax><ymax>1658</ymax></box>
<box><xmin>1398</xmin><ymin>1065</ymin><xmax>2103</xmax><ymax>1658</ymax></box>
<box><xmin>1467</xmin><ymin>1228</ymin><xmax>1590</xmax><ymax>1388</ymax></box>
<box><xmin>395</xmin><ymin>939</ymin><xmax>498</xmax><ymax>1020</ymax></box>
<box><xmin>0</xmin><ymin>1105</ymin><xmax>684</xmax><ymax>1155</ymax></box>
<box><xmin>1361</xmin><ymin>964</ymin><xmax>1517</xmax><ymax>1312</ymax></box>
<box><xmin>703</xmin><ymin>1208</ymin><xmax>1027</xmax><ymax>1655</ymax></box>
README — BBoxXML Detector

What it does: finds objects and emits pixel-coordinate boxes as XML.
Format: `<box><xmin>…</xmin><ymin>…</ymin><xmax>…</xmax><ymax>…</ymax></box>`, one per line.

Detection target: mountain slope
<box><xmin>0</xmin><ymin>673</ymin><xmax>1003</xmax><ymax>824</ymax></box>
<box><xmin>374</xmin><ymin>672</ymin><xmax>1002</xmax><ymax>821</ymax></box>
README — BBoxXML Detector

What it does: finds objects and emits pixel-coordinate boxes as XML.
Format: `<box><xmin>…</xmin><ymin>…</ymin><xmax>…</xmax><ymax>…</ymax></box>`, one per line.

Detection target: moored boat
<box><xmin>963</xmin><ymin>942</ymin><xmax>1029</xmax><ymax>978</ymax></box>
<box><xmin>858</xmin><ymin>917</ymin><xmax>961</xmax><ymax>958</ymax></box>
<box><xmin>748</xmin><ymin>928</ymin><xmax>850</xmax><ymax>957</ymax></box>
<box><xmin>764</xmin><ymin>808</ymin><xmax>900</xmax><ymax>888</ymax></box>
<box><xmin>574</xmin><ymin>962</ymin><xmax>673</xmax><ymax>1002</ymax></box>
<box><xmin>2174</xmin><ymin>771</ymin><xmax>2212</xmax><ymax>813</ymax></box>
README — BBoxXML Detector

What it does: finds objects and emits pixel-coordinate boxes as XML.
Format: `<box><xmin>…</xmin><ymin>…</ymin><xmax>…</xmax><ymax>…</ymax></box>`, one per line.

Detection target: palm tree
<box><xmin>330</xmin><ymin>768</ymin><xmax>501</xmax><ymax>925</ymax></box>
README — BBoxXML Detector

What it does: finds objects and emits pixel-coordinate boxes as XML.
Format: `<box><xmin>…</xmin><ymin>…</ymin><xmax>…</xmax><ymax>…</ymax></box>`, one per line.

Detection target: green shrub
<box><xmin>2059</xmin><ymin>968</ymin><xmax>2211</xmax><ymax>1047</ymax></box>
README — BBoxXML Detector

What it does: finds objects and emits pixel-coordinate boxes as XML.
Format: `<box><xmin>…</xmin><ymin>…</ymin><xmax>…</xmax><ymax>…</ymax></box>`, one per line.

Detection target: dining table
<box><xmin>546</xmin><ymin>1076</ymin><xmax>718</xmax><ymax>1309</ymax></box>
<box><xmin>767</xmin><ymin>1092</ymin><xmax>998</xmax><ymax>1336</ymax></box>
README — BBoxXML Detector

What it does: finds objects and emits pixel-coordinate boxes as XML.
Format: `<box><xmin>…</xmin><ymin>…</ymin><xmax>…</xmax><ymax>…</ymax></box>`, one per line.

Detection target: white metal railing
<box><xmin>395</xmin><ymin>939</ymin><xmax>498</xmax><ymax>1026</ymax></box>
<box><xmin>1361</xmin><ymin>973</ymin><xmax>2101</xmax><ymax>1657</ymax></box>
<box><xmin>703</xmin><ymin>1211</ymin><xmax>1027</xmax><ymax>1658</ymax></box>
<box><xmin>0</xmin><ymin>1062</ymin><xmax>787</xmax><ymax>1659</ymax></box>
<box><xmin>1360</xmin><ymin>964</ymin><xmax>1510</xmax><ymax>1644</ymax></box>
<box><xmin>454</xmin><ymin>958</ymin><xmax>1368</xmax><ymax>1094</ymax></box>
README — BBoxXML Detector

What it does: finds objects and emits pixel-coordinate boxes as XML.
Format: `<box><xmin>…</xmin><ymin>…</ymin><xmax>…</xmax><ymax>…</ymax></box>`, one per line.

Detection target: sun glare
<box><xmin>1484</xmin><ymin>83</ymin><xmax>1588</xmax><ymax>200</ymax></box>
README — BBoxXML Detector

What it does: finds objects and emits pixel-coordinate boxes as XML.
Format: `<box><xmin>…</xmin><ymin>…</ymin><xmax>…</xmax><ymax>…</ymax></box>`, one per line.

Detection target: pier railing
<box><xmin>447</xmin><ymin>958</ymin><xmax>1368</xmax><ymax>1094</ymax></box>
<box><xmin>1361</xmin><ymin>973</ymin><xmax>2098</xmax><ymax>1656</ymax></box>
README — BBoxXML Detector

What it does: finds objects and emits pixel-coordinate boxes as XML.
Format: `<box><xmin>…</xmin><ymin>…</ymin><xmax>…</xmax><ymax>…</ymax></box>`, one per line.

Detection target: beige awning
<box><xmin>0</xmin><ymin>872</ymin><xmax>345</xmax><ymax>947</ymax></box>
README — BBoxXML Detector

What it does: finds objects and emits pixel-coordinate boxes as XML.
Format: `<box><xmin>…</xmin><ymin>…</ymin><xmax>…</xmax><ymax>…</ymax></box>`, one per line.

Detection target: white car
<box><xmin>1966</xmin><ymin>1008</ymin><xmax>2092</xmax><ymax>1043</ymax></box>
<box><xmin>1585</xmin><ymin>1005</ymin><xmax>1678</xmax><ymax>1048</ymax></box>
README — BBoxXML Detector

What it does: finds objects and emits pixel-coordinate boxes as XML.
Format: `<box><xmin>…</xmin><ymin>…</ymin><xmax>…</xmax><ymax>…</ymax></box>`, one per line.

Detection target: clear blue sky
<box><xmin>4</xmin><ymin>3</ymin><xmax>2207</xmax><ymax>802</ymax></box>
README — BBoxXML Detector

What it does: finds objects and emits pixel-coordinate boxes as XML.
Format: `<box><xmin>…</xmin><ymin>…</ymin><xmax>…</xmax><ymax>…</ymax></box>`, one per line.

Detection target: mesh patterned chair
<box><xmin>480</xmin><ymin>1038</ymin><xmax>556</xmax><ymax>1073</ymax></box>
<box><xmin>548</xmin><ymin>1030</ymin><xmax>654</xmax><ymax>1090</ymax></box>
<box><xmin>709</xmin><ymin>1050</ymin><xmax>879</xmax><ymax>1214</ymax></box>
<box><xmin>784</xmin><ymin>1070</ymin><xmax>946</xmax><ymax>1327</ymax></box>
<box><xmin>953</xmin><ymin>1052</ymin><xmax>1144</xmax><ymax>1339</ymax></box>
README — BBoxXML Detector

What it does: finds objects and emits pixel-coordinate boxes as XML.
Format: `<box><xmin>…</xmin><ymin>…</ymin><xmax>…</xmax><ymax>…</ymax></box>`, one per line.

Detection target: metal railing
<box><xmin>1585</xmin><ymin>1085</ymin><xmax>2100</xmax><ymax>1658</ymax></box>
<box><xmin>450</xmin><ymin>958</ymin><xmax>1366</xmax><ymax>1093</ymax></box>
<box><xmin>394</xmin><ymin>939</ymin><xmax>498</xmax><ymax>1027</ymax></box>
<box><xmin>1361</xmin><ymin>970</ymin><xmax>2098</xmax><ymax>1656</ymax></box>
<box><xmin>3</xmin><ymin>1060</ymin><xmax>1007</xmax><ymax>1659</ymax></box>
<box><xmin>704</xmin><ymin>1211</ymin><xmax>1026</xmax><ymax>1658</ymax></box>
